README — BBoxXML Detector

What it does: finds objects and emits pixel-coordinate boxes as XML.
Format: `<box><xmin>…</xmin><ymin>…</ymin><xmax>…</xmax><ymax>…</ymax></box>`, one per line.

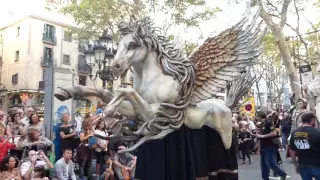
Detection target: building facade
<box><xmin>0</xmin><ymin>13</ymin><xmax>91</xmax><ymax>114</ymax></box>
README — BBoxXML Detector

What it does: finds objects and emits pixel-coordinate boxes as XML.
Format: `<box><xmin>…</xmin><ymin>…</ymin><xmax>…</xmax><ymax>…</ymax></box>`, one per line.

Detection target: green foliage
<box><xmin>47</xmin><ymin>0</ymin><xmax>220</xmax><ymax>41</ymax></box>
<box><xmin>184</xmin><ymin>41</ymin><xmax>198</xmax><ymax>56</ymax></box>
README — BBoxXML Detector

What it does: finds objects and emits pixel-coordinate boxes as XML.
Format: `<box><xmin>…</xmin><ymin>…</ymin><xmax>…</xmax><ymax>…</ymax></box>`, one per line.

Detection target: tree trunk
<box><xmin>255</xmin><ymin>79</ymin><xmax>263</xmax><ymax>107</ymax></box>
<box><xmin>259</xmin><ymin>4</ymin><xmax>302</xmax><ymax>100</ymax></box>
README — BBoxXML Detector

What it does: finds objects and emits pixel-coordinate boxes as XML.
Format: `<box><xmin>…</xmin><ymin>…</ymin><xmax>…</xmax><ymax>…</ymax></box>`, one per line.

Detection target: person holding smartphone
<box><xmin>20</xmin><ymin>150</ymin><xmax>53</xmax><ymax>180</ymax></box>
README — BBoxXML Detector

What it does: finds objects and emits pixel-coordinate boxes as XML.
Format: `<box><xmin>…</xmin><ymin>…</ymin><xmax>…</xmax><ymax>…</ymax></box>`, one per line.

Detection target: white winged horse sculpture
<box><xmin>55</xmin><ymin>9</ymin><xmax>265</xmax><ymax>152</ymax></box>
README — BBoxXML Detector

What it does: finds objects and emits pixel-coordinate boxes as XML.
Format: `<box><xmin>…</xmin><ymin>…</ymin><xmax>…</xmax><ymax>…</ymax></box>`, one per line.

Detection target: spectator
<box><xmin>33</xmin><ymin>166</ymin><xmax>49</xmax><ymax>180</ymax></box>
<box><xmin>238</xmin><ymin>124</ymin><xmax>252</xmax><ymax>164</ymax></box>
<box><xmin>289</xmin><ymin>112</ymin><xmax>320</xmax><ymax>179</ymax></box>
<box><xmin>96</xmin><ymin>102</ymin><xmax>106</xmax><ymax>115</ymax></box>
<box><xmin>52</xmin><ymin>149</ymin><xmax>77</xmax><ymax>180</ymax></box>
<box><xmin>101</xmin><ymin>157</ymin><xmax>115</xmax><ymax>180</ymax></box>
<box><xmin>8</xmin><ymin>112</ymin><xmax>26</xmax><ymax>137</ymax></box>
<box><xmin>18</xmin><ymin>128</ymin><xmax>52</xmax><ymax>154</ymax></box>
<box><xmin>255</xmin><ymin>111</ymin><xmax>287</xmax><ymax>180</ymax></box>
<box><xmin>114</xmin><ymin>145</ymin><xmax>136</xmax><ymax>180</ymax></box>
<box><xmin>0</xmin><ymin>110</ymin><xmax>10</xmax><ymax>137</ymax></box>
<box><xmin>21</xmin><ymin>107</ymin><xmax>34</xmax><ymax>127</ymax></box>
<box><xmin>280</xmin><ymin>112</ymin><xmax>292</xmax><ymax>150</ymax></box>
<box><xmin>0</xmin><ymin>155</ymin><xmax>22</xmax><ymax>180</ymax></box>
<box><xmin>27</xmin><ymin>113</ymin><xmax>46</xmax><ymax>137</ymax></box>
<box><xmin>0</xmin><ymin>137</ymin><xmax>16</xmax><ymax>162</ymax></box>
<box><xmin>59</xmin><ymin>113</ymin><xmax>80</xmax><ymax>154</ymax></box>
<box><xmin>20</xmin><ymin>150</ymin><xmax>53</xmax><ymax>180</ymax></box>
<box><xmin>95</xmin><ymin>119</ymin><xmax>109</xmax><ymax>176</ymax></box>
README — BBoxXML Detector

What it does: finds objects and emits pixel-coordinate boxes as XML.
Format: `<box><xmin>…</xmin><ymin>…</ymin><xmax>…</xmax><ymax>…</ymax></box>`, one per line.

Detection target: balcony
<box><xmin>41</xmin><ymin>57</ymin><xmax>53</xmax><ymax>67</ymax></box>
<box><xmin>77</xmin><ymin>55</ymin><xmax>90</xmax><ymax>75</ymax></box>
<box><xmin>42</xmin><ymin>33</ymin><xmax>57</xmax><ymax>45</ymax></box>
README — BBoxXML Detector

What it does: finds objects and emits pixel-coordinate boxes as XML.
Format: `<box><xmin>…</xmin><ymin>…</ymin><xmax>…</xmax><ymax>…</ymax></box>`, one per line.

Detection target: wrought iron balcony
<box><xmin>41</xmin><ymin>57</ymin><xmax>53</xmax><ymax>67</ymax></box>
<box><xmin>77</xmin><ymin>55</ymin><xmax>90</xmax><ymax>75</ymax></box>
<box><xmin>42</xmin><ymin>33</ymin><xmax>57</xmax><ymax>45</ymax></box>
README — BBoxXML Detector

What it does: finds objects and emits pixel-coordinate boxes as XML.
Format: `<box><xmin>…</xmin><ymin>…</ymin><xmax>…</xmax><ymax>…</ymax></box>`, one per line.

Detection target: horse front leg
<box><xmin>105</xmin><ymin>88</ymin><xmax>155</xmax><ymax>123</ymax></box>
<box><xmin>54</xmin><ymin>85</ymin><xmax>137</xmax><ymax>119</ymax></box>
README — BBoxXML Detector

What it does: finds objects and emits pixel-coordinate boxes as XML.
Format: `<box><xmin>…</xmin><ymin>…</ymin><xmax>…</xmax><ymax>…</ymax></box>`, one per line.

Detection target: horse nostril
<box><xmin>114</xmin><ymin>64</ymin><xmax>121</xmax><ymax>69</ymax></box>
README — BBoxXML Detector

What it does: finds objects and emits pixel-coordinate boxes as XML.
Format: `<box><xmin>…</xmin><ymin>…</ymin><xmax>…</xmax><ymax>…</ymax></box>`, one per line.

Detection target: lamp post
<box><xmin>84</xmin><ymin>30</ymin><xmax>118</xmax><ymax>90</ymax></box>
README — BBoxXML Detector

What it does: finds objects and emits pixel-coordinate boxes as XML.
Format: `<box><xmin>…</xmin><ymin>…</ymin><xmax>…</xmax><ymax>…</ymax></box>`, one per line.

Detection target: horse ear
<box><xmin>136</xmin><ymin>25</ymin><xmax>145</xmax><ymax>38</ymax></box>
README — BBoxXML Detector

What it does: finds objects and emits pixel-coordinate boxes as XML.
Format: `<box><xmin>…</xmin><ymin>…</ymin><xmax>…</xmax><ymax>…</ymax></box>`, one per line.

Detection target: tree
<box><xmin>256</xmin><ymin>0</ymin><xmax>301</xmax><ymax>99</ymax></box>
<box><xmin>254</xmin><ymin>33</ymin><xmax>286</xmax><ymax>108</ymax></box>
<box><xmin>46</xmin><ymin>0</ymin><xmax>220</xmax><ymax>40</ymax></box>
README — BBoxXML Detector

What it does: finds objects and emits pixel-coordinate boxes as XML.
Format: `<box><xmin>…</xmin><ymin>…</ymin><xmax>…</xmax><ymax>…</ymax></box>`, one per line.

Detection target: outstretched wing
<box><xmin>189</xmin><ymin>8</ymin><xmax>266</xmax><ymax>104</ymax></box>
<box><xmin>225</xmin><ymin>71</ymin><xmax>256</xmax><ymax>109</ymax></box>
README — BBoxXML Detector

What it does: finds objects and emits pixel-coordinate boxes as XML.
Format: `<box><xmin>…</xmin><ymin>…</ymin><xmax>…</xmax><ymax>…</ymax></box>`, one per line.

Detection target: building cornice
<box><xmin>0</xmin><ymin>13</ymin><xmax>76</xmax><ymax>31</ymax></box>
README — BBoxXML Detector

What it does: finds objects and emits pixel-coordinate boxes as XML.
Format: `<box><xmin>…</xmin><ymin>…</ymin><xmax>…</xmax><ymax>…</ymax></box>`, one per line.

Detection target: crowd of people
<box><xmin>0</xmin><ymin>101</ymin><xmax>137</xmax><ymax>180</ymax></box>
<box><xmin>233</xmin><ymin>98</ymin><xmax>320</xmax><ymax>180</ymax></box>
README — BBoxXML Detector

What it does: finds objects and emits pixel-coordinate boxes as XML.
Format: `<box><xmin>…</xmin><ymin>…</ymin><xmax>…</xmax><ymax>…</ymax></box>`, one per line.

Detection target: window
<box><xmin>79</xmin><ymin>75</ymin><xmax>86</xmax><ymax>86</ymax></box>
<box><xmin>43</xmin><ymin>47</ymin><xmax>53</xmax><ymax>65</ymax></box>
<box><xmin>17</xmin><ymin>27</ymin><xmax>20</xmax><ymax>36</ymax></box>
<box><xmin>15</xmin><ymin>51</ymin><xmax>19</xmax><ymax>61</ymax></box>
<box><xmin>43</xmin><ymin>24</ymin><xmax>55</xmax><ymax>39</ymax></box>
<box><xmin>63</xmin><ymin>54</ymin><xmax>70</xmax><ymax>64</ymax></box>
<box><xmin>12</xmin><ymin>73</ymin><xmax>18</xmax><ymax>85</ymax></box>
<box><xmin>63</xmin><ymin>29</ymin><xmax>72</xmax><ymax>42</ymax></box>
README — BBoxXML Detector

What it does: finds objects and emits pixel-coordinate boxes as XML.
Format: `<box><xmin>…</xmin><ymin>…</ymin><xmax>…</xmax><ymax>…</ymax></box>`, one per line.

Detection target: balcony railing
<box><xmin>41</xmin><ymin>57</ymin><xmax>53</xmax><ymax>67</ymax></box>
<box><xmin>42</xmin><ymin>33</ymin><xmax>57</xmax><ymax>45</ymax></box>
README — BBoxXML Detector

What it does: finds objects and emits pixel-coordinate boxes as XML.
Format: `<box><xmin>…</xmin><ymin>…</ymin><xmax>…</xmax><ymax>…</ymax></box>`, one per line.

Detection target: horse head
<box><xmin>112</xmin><ymin>18</ymin><xmax>154</xmax><ymax>77</ymax></box>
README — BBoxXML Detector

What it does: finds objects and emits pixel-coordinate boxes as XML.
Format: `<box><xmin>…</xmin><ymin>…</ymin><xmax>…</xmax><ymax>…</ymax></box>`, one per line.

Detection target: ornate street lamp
<box><xmin>84</xmin><ymin>30</ymin><xmax>118</xmax><ymax>90</ymax></box>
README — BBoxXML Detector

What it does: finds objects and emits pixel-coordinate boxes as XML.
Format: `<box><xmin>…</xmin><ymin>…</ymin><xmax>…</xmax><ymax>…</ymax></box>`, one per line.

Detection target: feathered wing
<box><xmin>225</xmin><ymin>71</ymin><xmax>256</xmax><ymax>109</ymax></box>
<box><xmin>189</xmin><ymin>8</ymin><xmax>266</xmax><ymax>104</ymax></box>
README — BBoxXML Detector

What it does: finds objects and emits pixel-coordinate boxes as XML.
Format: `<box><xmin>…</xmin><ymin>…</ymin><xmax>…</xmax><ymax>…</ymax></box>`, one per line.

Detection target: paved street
<box><xmin>239</xmin><ymin>151</ymin><xmax>301</xmax><ymax>180</ymax></box>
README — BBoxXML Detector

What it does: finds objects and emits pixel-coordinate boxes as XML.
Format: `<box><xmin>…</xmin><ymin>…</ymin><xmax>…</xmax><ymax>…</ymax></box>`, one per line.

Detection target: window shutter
<box><xmin>51</xmin><ymin>49</ymin><xmax>54</xmax><ymax>65</ymax></box>
<box><xmin>43</xmin><ymin>48</ymin><xmax>46</xmax><ymax>63</ymax></box>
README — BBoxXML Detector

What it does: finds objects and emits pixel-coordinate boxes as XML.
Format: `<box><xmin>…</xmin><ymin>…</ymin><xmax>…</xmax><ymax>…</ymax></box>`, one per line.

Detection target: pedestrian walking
<box><xmin>255</xmin><ymin>111</ymin><xmax>287</xmax><ymax>180</ymax></box>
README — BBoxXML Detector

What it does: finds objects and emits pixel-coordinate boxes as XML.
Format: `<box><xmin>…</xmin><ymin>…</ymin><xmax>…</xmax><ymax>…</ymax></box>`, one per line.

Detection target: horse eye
<box><xmin>128</xmin><ymin>42</ymin><xmax>139</xmax><ymax>50</ymax></box>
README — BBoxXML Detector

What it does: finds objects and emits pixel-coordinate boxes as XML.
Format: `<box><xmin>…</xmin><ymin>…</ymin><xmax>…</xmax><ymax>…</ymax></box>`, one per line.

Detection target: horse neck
<box><xmin>132</xmin><ymin>51</ymin><xmax>163</xmax><ymax>87</ymax></box>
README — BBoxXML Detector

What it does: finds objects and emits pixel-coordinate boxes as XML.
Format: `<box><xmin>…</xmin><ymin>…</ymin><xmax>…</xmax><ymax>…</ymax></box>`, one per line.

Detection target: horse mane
<box><xmin>117</xmin><ymin>18</ymin><xmax>196</xmax><ymax>148</ymax></box>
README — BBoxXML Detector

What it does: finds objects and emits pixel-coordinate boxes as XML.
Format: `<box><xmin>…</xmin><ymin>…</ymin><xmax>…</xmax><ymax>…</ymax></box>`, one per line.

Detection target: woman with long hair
<box><xmin>95</xmin><ymin>119</ymin><xmax>109</xmax><ymax>176</ymax></box>
<box><xmin>0</xmin><ymin>155</ymin><xmax>21</xmax><ymax>180</ymax></box>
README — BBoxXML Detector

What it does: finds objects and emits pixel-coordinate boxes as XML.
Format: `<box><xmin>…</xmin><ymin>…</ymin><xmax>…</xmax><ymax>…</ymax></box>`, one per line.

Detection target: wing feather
<box><xmin>190</xmin><ymin>8</ymin><xmax>266</xmax><ymax>103</ymax></box>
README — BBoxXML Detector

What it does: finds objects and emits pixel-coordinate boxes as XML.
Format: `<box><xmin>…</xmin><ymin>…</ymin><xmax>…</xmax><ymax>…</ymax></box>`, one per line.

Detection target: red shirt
<box><xmin>0</xmin><ymin>139</ymin><xmax>16</xmax><ymax>162</ymax></box>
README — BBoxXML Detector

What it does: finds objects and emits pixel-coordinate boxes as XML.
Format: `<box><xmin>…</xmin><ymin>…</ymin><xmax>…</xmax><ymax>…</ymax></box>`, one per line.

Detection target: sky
<box><xmin>0</xmin><ymin>0</ymin><xmax>319</xmax><ymax>42</ymax></box>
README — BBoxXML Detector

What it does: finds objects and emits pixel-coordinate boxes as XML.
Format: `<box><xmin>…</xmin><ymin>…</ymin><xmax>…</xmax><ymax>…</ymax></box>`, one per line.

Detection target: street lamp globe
<box><xmin>94</xmin><ymin>42</ymin><xmax>106</xmax><ymax>63</ymax></box>
<box><xmin>99</xmin><ymin>30</ymin><xmax>113</xmax><ymax>49</ymax></box>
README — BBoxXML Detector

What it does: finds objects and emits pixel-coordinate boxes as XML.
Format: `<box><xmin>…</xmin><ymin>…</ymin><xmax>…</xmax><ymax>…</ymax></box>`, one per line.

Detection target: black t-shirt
<box><xmin>260</xmin><ymin>120</ymin><xmax>277</xmax><ymax>148</ymax></box>
<box><xmin>238</xmin><ymin>131</ymin><xmax>251</xmax><ymax>142</ymax></box>
<box><xmin>290</xmin><ymin>126</ymin><xmax>320</xmax><ymax>168</ymax></box>
<box><xmin>281</xmin><ymin>118</ymin><xmax>292</xmax><ymax>134</ymax></box>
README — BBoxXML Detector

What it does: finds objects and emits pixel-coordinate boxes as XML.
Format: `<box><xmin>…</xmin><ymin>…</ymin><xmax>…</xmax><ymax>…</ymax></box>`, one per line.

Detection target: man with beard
<box><xmin>114</xmin><ymin>145</ymin><xmax>136</xmax><ymax>180</ymax></box>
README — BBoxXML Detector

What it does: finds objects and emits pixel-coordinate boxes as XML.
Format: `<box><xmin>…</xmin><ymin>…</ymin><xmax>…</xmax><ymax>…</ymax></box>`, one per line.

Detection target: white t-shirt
<box><xmin>94</xmin><ymin>129</ymin><xmax>108</xmax><ymax>152</ymax></box>
<box><xmin>20</xmin><ymin>160</ymin><xmax>47</xmax><ymax>178</ymax></box>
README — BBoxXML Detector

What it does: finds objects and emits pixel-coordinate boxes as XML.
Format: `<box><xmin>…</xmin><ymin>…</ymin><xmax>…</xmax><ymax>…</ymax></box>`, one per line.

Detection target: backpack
<box><xmin>88</xmin><ymin>136</ymin><xmax>97</xmax><ymax>149</ymax></box>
